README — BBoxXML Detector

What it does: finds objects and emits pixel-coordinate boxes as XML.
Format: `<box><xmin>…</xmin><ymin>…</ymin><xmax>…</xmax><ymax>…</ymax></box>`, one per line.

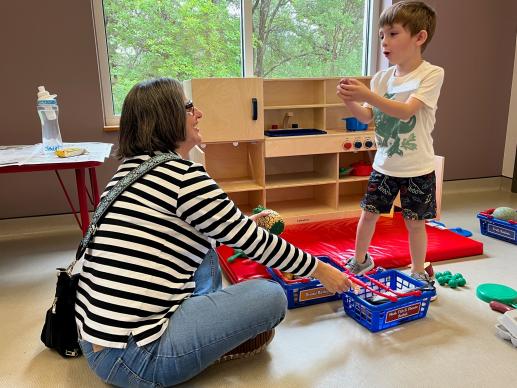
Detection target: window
<box><xmin>253</xmin><ymin>0</ymin><xmax>366</xmax><ymax>78</ymax></box>
<box><xmin>93</xmin><ymin>0</ymin><xmax>379</xmax><ymax>125</ymax></box>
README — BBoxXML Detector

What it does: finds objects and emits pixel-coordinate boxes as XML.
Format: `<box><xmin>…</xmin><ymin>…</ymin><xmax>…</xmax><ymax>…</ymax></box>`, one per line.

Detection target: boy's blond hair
<box><xmin>379</xmin><ymin>1</ymin><xmax>436</xmax><ymax>52</ymax></box>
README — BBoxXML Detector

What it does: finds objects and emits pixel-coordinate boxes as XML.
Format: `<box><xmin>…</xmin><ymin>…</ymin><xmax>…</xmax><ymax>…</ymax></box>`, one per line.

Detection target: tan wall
<box><xmin>1</xmin><ymin>0</ymin><xmax>516</xmax><ymax>219</ymax></box>
<box><xmin>0</xmin><ymin>1</ymin><xmax>119</xmax><ymax>219</ymax></box>
<box><xmin>422</xmin><ymin>0</ymin><xmax>517</xmax><ymax>179</ymax></box>
<box><xmin>502</xmin><ymin>34</ymin><xmax>517</xmax><ymax>178</ymax></box>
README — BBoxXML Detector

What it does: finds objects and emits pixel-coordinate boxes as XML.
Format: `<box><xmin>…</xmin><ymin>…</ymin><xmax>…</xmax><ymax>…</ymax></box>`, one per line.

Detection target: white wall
<box><xmin>502</xmin><ymin>34</ymin><xmax>517</xmax><ymax>178</ymax></box>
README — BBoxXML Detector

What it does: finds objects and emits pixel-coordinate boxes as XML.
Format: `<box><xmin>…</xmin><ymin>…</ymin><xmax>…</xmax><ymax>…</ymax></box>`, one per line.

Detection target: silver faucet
<box><xmin>282</xmin><ymin>112</ymin><xmax>294</xmax><ymax>129</ymax></box>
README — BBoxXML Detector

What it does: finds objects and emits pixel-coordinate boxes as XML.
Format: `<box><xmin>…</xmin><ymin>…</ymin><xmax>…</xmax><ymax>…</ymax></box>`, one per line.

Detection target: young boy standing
<box><xmin>336</xmin><ymin>1</ymin><xmax>444</xmax><ymax>293</ymax></box>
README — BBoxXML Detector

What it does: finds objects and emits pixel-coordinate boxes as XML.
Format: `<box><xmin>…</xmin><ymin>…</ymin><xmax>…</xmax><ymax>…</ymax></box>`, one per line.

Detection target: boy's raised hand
<box><xmin>336</xmin><ymin>78</ymin><xmax>350</xmax><ymax>102</ymax></box>
<box><xmin>337</xmin><ymin>78</ymin><xmax>371</xmax><ymax>103</ymax></box>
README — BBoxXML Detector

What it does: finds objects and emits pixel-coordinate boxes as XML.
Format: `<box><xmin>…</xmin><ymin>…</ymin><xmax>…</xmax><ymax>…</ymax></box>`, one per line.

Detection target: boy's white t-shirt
<box><xmin>367</xmin><ymin>61</ymin><xmax>444</xmax><ymax>177</ymax></box>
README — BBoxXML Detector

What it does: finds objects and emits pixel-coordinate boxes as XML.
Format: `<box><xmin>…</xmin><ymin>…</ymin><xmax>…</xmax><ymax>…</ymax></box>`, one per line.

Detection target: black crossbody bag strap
<box><xmin>65</xmin><ymin>153</ymin><xmax>180</xmax><ymax>274</ymax></box>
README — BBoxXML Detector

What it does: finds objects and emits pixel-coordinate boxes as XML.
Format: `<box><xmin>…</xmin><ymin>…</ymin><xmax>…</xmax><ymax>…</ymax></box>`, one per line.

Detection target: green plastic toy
<box><xmin>339</xmin><ymin>167</ymin><xmax>353</xmax><ymax>177</ymax></box>
<box><xmin>227</xmin><ymin>249</ymin><xmax>246</xmax><ymax>263</ymax></box>
<box><xmin>476</xmin><ymin>283</ymin><xmax>517</xmax><ymax>307</ymax></box>
<box><xmin>227</xmin><ymin>205</ymin><xmax>285</xmax><ymax>262</ymax></box>
<box><xmin>492</xmin><ymin>206</ymin><xmax>517</xmax><ymax>222</ymax></box>
<box><xmin>252</xmin><ymin>205</ymin><xmax>285</xmax><ymax>235</ymax></box>
<box><xmin>435</xmin><ymin>271</ymin><xmax>467</xmax><ymax>288</ymax></box>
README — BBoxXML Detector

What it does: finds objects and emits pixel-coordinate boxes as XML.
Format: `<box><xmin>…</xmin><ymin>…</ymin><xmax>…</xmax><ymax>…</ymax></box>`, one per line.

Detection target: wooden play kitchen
<box><xmin>184</xmin><ymin>77</ymin><xmax>444</xmax><ymax>225</ymax></box>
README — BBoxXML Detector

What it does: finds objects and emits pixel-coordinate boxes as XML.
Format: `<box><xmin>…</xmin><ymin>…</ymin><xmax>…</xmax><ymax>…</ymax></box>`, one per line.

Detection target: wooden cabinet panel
<box><xmin>227</xmin><ymin>190</ymin><xmax>265</xmax><ymax>215</ymax></box>
<box><xmin>266</xmin><ymin>184</ymin><xmax>338</xmax><ymax>224</ymax></box>
<box><xmin>264</xmin><ymin>107</ymin><xmax>325</xmax><ymax>131</ymax></box>
<box><xmin>264</xmin><ymin>79</ymin><xmax>324</xmax><ymax>107</ymax></box>
<box><xmin>202</xmin><ymin>142</ymin><xmax>264</xmax><ymax>193</ymax></box>
<box><xmin>265</xmin><ymin>154</ymin><xmax>337</xmax><ymax>188</ymax></box>
<box><xmin>184</xmin><ymin>78</ymin><xmax>264</xmax><ymax>142</ymax></box>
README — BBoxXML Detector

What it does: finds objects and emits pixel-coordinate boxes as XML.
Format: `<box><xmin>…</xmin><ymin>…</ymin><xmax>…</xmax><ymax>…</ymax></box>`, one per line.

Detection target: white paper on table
<box><xmin>0</xmin><ymin>142</ymin><xmax>113</xmax><ymax>166</ymax></box>
<box><xmin>0</xmin><ymin>144</ymin><xmax>43</xmax><ymax>166</ymax></box>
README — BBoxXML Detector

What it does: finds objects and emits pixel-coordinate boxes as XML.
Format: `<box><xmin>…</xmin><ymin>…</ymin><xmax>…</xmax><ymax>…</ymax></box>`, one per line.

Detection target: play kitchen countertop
<box><xmin>265</xmin><ymin>129</ymin><xmax>376</xmax><ymax>157</ymax></box>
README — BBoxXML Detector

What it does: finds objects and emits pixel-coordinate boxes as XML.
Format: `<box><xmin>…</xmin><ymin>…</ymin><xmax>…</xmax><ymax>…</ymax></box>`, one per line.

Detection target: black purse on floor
<box><xmin>40</xmin><ymin>153</ymin><xmax>180</xmax><ymax>358</ymax></box>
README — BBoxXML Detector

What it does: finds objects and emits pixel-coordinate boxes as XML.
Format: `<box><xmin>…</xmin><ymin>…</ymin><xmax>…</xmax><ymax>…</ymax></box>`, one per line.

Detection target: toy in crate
<box><xmin>477</xmin><ymin>208</ymin><xmax>517</xmax><ymax>245</ymax></box>
<box><xmin>267</xmin><ymin>256</ymin><xmax>343</xmax><ymax>309</ymax></box>
<box><xmin>342</xmin><ymin>269</ymin><xmax>435</xmax><ymax>332</ymax></box>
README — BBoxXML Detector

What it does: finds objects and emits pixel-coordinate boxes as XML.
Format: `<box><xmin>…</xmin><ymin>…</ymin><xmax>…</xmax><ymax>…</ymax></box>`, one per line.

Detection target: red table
<box><xmin>0</xmin><ymin>161</ymin><xmax>102</xmax><ymax>235</ymax></box>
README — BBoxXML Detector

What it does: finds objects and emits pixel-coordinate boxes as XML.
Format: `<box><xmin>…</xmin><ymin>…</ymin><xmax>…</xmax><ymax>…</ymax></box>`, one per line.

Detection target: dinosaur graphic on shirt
<box><xmin>373</xmin><ymin>93</ymin><xmax>417</xmax><ymax>157</ymax></box>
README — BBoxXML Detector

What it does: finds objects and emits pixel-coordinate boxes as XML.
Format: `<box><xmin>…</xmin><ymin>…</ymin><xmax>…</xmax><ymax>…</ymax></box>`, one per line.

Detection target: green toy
<box><xmin>476</xmin><ymin>283</ymin><xmax>517</xmax><ymax>307</ymax></box>
<box><xmin>492</xmin><ymin>207</ymin><xmax>517</xmax><ymax>222</ymax></box>
<box><xmin>252</xmin><ymin>205</ymin><xmax>285</xmax><ymax>235</ymax></box>
<box><xmin>227</xmin><ymin>205</ymin><xmax>285</xmax><ymax>262</ymax></box>
<box><xmin>339</xmin><ymin>167</ymin><xmax>353</xmax><ymax>177</ymax></box>
<box><xmin>227</xmin><ymin>249</ymin><xmax>246</xmax><ymax>263</ymax></box>
<box><xmin>435</xmin><ymin>271</ymin><xmax>467</xmax><ymax>288</ymax></box>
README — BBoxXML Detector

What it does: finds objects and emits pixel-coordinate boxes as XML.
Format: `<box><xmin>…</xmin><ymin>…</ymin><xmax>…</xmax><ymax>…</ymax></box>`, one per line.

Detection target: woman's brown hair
<box><xmin>117</xmin><ymin>77</ymin><xmax>186</xmax><ymax>159</ymax></box>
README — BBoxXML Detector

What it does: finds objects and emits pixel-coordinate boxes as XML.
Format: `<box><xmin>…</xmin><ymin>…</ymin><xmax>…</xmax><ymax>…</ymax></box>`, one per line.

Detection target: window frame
<box><xmin>92</xmin><ymin>0</ymin><xmax>381</xmax><ymax>127</ymax></box>
<box><xmin>92</xmin><ymin>0</ymin><xmax>117</xmax><ymax>127</ymax></box>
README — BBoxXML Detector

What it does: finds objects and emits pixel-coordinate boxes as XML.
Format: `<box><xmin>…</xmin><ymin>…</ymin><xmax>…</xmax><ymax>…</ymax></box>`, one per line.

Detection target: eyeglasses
<box><xmin>185</xmin><ymin>100</ymin><xmax>195</xmax><ymax>115</ymax></box>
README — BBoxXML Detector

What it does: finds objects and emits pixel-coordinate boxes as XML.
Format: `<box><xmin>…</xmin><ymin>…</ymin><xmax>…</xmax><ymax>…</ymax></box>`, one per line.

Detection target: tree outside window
<box><xmin>253</xmin><ymin>0</ymin><xmax>365</xmax><ymax>78</ymax></box>
<box><xmin>101</xmin><ymin>0</ymin><xmax>367</xmax><ymax>116</ymax></box>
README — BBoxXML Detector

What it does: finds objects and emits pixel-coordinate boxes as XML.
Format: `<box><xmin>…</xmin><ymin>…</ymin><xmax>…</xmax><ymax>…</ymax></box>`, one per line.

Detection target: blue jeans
<box><xmin>79</xmin><ymin>249</ymin><xmax>287</xmax><ymax>387</ymax></box>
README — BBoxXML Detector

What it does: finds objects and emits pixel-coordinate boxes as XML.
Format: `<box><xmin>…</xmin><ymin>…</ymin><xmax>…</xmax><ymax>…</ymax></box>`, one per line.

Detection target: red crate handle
<box><xmin>361</xmin><ymin>274</ymin><xmax>422</xmax><ymax>298</ymax></box>
<box><xmin>348</xmin><ymin>276</ymin><xmax>398</xmax><ymax>302</ymax></box>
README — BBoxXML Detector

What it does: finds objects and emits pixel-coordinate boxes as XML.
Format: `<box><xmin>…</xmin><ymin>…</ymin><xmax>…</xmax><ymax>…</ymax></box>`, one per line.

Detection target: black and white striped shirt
<box><xmin>75</xmin><ymin>153</ymin><xmax>318</xmax><ymax>348</ymax></box>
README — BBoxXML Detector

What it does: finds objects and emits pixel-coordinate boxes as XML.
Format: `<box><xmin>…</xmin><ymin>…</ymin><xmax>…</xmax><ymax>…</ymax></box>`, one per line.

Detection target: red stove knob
<box><xmin>343</xmin><ymin>142</ymin><xmax>352</xmax><ymax>150</ymax></box>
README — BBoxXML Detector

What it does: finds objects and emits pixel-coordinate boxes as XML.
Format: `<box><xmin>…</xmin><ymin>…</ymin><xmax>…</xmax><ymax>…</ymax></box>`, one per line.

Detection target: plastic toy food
<box><xmin>227</xmin><ymin>249</ymin><xmax>245</xmax><ymax>263</ymax></box>
<box><xmin>476</xmin><ymin>283</ymin><xmax>517</xmax><ymax>307</ymax></box>
<box><xmin>424</xmin><ymin>262</ymin><xmax>435</xmax><ymax>278</ymax></box>
<box><xmin>350</xmin><ymin>161</ymin><xmax>373</xmax><ymax>176</ymax></box>
<box><xmin>435</xmin><ymin>271</ymin><xmax>467</xmax><ymax>288</ymax></box>
<box><xmin>492</xmin><ymin>207</ymin><xmax>517</xmax><ymax>222</ymax></box>
<box><xmin>55</xmin><ymin>147</ymin><xmax>86</xmax><ymax>158</ymax></box>
<box><xmin>339</xmin><ymin>167</ymin><xmax>353</xmax><ymax>176</ymax></box>
<box><xmin>490</xmin><ymin>301</ymin><xmax>515</xmax><ymax>314</ymax></box>
<box><xmin>253</xmin><ymin>205</ymin><xmax>285</xmax><ymax>235</ymax></box>
<box><xmin>227</xmin><ymin>206</ymin><xmax>285</xmax><ymax>263</ymax></box>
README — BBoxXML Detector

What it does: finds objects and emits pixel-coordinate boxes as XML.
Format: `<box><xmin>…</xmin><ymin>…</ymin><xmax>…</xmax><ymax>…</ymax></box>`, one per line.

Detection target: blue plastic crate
<box><xmin>342</xmin><ymin>269</ymin><xmax>435</xmax><ymax>332</ymax></box>
<box><xmin>267</xmin><ymin>256</ymin><xmax>343</xmax><ymax>309</ymax></box>
<box><xmin>477</xmin><ymin>209</ymin><xmax>517</xmax><ymax>245</ymax></box>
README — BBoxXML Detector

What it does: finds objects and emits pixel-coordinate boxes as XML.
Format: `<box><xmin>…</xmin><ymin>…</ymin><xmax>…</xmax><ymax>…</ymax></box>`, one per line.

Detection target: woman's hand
<box><xmin>311</xmin><ymin>260</ymin><xmax>353</xmax><ymax>294</ymax></box>
<box><xmin>249</xmin><ymin>210</ymin><xmax>271</xmax><ymax>223</ymax></box>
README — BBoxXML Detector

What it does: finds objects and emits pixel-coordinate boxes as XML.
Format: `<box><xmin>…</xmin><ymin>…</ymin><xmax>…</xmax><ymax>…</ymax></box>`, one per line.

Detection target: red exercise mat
<box><xmin>217</xmin><ymin>245</ymin><xmax>271</xmax><ymax>284</ymax></box>
<box><xmin>218</xmin><ymin>213</ymin><xmax>484</xmax><ymax>284</ymax></box>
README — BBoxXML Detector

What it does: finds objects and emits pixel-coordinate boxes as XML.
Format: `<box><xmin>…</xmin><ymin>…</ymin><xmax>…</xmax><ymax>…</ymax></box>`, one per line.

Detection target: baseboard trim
<box><xmin>0</xmin><ymin>213</ymin><xmax>82</xmax><ymax>241</ymax></box>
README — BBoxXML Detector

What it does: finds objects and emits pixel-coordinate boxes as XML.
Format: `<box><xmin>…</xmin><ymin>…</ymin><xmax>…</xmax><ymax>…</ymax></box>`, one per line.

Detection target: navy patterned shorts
<box><xmin>360</xmin><ymin>170</ymin><xmax>437</xmax><ymax>220</ymax></box>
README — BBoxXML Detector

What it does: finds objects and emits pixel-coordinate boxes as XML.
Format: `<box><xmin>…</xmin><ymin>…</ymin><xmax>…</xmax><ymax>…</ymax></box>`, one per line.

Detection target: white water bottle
<box><xmin>37</xmin><ymin>86</ymin><xmax>63</xmax><ymax>154</ymax></box>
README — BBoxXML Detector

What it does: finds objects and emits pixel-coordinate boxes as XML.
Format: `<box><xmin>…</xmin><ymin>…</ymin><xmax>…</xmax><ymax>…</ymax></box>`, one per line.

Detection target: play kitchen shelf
<box><xmin>186</xmin><ymin>77</ymin><xmax>443</xmax><ymax>225</ymax></box>
<box><xmin>262</xmin><ymin>78</ymin><xmax>372</xmax><ymax>132</ymax></box>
